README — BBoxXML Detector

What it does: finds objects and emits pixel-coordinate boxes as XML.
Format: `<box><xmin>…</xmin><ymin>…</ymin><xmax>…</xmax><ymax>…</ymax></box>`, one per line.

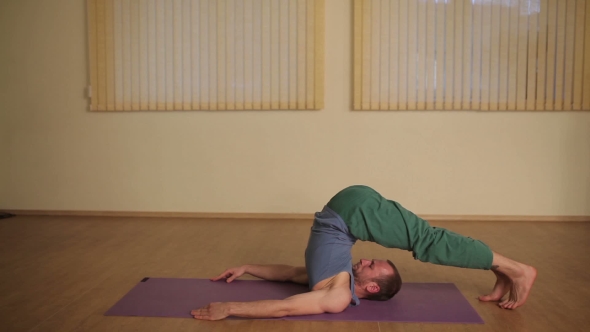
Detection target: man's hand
<box><xmin>191</xmin><ymin>302</ymin><xmax>231</xmax><ymax>321</ymax></box>
<box><xmin>211</xmin><ymin>266</ymin><xmax>247</xmax><ymax>283</ymax></box>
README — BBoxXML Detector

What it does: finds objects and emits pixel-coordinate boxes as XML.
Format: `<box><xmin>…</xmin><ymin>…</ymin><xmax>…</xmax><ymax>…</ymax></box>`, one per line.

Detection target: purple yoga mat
<box><xmin>104</xmin><ymin>278</ymin><xmax>484</xmax><ymax>324</ymax></box>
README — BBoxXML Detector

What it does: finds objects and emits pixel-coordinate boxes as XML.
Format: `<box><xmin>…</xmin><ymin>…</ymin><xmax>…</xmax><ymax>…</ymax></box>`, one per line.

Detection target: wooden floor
<box><xmin>1</xmin><ymin>216</ymin><xmax>589</xmax><ymax>332</ymax></box>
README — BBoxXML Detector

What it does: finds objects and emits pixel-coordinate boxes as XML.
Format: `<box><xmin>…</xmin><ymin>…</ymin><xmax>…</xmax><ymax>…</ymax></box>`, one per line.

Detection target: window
<box><xmin>87</xmin><ymin>0</ymin><xmax>325</xmax><ymax>111</ymax></box>
<box><xmin>353</xmin><ymin>0</ymin><xmax>590</xmax><ymax>111</ymax></box>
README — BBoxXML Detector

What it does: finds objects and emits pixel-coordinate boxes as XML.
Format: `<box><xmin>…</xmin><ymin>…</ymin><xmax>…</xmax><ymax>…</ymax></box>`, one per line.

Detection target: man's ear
<box><xmin>366</xmin><ymin>282</ymin><xmax>380</xmax><ymax>294</ymax></box>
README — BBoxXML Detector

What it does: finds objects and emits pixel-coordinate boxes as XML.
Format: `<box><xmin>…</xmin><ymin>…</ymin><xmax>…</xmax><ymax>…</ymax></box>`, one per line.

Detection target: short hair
<box><xmin>364</xmin><ymin>260</ymin><xmax>402</xmax><ymax>301</ymax></box>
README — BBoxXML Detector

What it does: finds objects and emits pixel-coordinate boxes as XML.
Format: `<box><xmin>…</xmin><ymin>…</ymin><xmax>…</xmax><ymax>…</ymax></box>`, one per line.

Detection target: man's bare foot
<box><xmin>487</xmin><ymin>251</ymin><xmax>538</xmax><ymax>310</ymax></box>
<box><xmin>478</xmin><ymin>270</ymin><xmax>511</xmax><ymax>302</ymax></box>
<box><xmin>498</xmin><ymin>264</ymin><xmax>537</xmax><ymax>310</ymax></box>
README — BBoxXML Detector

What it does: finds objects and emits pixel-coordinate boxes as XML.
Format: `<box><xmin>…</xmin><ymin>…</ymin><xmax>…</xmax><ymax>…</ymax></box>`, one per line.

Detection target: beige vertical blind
<box><xmin>87</xmin><ymin>0</ymin><xmax>325</xmax><ymax>111</ymax></box>
<box><xmin>354</xmin><ymin>0</ymin><xmax>590</xmax><ymax>111</ymax></box>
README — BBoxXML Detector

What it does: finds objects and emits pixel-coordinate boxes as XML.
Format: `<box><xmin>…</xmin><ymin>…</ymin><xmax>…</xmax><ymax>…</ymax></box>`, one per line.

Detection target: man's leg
<box><xmin>326</xmin><ymin>185</ymin><xmax>494</xmax><ymax>269</ymax></box>
<box><xmin>326</xmin><ymin>185</ymin><xmax>536</xmax><ymax>309</ymax></box>
<box><xmin>395</xmin><ymin>208</ymin><xmax>537</xmax><ymax>309</ymax></box>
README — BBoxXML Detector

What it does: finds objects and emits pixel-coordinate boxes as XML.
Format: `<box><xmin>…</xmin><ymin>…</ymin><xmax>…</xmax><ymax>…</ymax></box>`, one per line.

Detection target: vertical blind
<box><xmin>87</xmin><ymin>0</ymin><xmax>325</xmax><ymax>111</ymax></box>
<box><xmin>354</xmin><ymin>0</ymin><xmax>590</xmax><ymax>111</ymax></box>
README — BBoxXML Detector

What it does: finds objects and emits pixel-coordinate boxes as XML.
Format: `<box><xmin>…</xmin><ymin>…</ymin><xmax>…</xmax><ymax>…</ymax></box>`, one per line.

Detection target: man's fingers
<box><xmin>191</xmin><ymin>308</ymin><xmax>213</xmax><ymax>321</ymax></box>
<box><xmin>211</xmin><ymin>271</ymin><xmax>231</xmax><ymax>281</ymax></box>
<box><xmin>210</xmin><ymin>274</ymin><xmax>225</xmax><ymax>281</ymax></box>
<box><xmin>191</xmin><ymin>308</ymin><xmax>209</xmax><ymax>320</ymax></box>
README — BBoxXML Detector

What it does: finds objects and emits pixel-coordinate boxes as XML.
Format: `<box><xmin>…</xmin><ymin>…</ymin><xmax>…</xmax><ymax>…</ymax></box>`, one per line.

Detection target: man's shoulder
<box><xmin>311</xmin><ymin>271</ymin><xmax>352</xmax><ymax>291</ymax></box>
<box><xmin>317</xmin><ymin>276</ymin><xmax>354</xmax><ymax>312</ymax></box>
<box><xmin>308</xmin><ymin>272</ymin><xmax>359</xmax><ymax>307</ymax></box>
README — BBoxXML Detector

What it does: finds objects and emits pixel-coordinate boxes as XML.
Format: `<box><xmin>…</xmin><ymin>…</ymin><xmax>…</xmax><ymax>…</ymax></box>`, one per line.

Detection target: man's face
<box><xmin>352</xmin><ymin>258</ymin><xmax>393</xmax><ymax>283</ymax></box>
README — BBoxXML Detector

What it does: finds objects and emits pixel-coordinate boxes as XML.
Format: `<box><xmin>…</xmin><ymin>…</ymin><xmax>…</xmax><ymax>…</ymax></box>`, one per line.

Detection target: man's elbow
<box><xmin>322</xmin><ymin>294</ymin><xmax>351</xmax><ymax>314</ymax></box>
<box><xmin>256</xmin><ymin>305</ymin><xmax>289</xmax><ymax>318</ymax></box>
<box><xmin>324</xmin><ymin>300</ymin><xmax>349</xmax><ymax>314</ymax></box>
<box><xmin>279</xmin><ymin>301</ymin><xmax>326</xmax><ymax>317</ymax></box>
<box><xmin>272</xmin><ymin>309</ymin><xmax>290</xmax><ymax>318</ymax></box>
<box><xmin>285</xmin><ymin>303</ymin><xmax>347</xmax><ymax>317</ymax></box>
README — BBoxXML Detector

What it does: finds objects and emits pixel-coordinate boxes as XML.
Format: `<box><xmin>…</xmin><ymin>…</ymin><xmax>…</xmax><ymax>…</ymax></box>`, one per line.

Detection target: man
<box><xmin>192</xmin><ymin>185</ymin><xmax>537</xmax><ymax>320</ymax></box>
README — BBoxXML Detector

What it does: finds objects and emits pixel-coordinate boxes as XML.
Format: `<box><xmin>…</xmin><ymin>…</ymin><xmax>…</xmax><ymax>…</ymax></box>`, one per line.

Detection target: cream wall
<box><xmin>1</xmin><ymin>0</ymin><xmax>589</xmax><ymax>216</ymax></box>
<box><xmin>0</xmin><ymin>90</ymin><xmax>6</xmax><ymax>200</ymax></box>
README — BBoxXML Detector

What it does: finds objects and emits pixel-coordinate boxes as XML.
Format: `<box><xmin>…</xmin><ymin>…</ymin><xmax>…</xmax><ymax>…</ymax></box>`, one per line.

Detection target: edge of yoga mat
<box><xmin>104</xmin><ymin>277</ymin><xmax>485</xmax><ymax>324</ymax></box>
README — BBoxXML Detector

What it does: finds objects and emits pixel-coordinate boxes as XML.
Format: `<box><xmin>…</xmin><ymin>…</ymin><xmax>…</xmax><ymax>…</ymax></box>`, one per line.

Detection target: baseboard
<box><xmin>419</xmin><ymin>215</ymin><xmax>590</xmax><ymax>222</ymax></box>
<box><xmin>3</xmin><ymin>209</ymin><xmax>589</xmax><ymax>222</ymax></box>
<box><xmin>2</xmin><ymin>209</ymin><xmax>311</xmax><ymax>220</ymax></box>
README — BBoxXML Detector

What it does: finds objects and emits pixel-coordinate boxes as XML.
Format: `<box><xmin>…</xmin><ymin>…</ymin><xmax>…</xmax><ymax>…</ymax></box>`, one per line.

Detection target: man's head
<box><xmin>352</xmin><ymin>258</ymin><xmax>402</xmax><ymax>301</ymax></box>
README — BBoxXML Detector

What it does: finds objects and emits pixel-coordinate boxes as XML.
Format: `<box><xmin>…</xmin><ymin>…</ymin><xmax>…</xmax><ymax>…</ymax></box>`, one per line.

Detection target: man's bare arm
<box><xmin>246</xmin><ymin>265</ymin><xmax>308</xmax><ymax>285</ymax></box>
<box><xmin>192</xmin><ymin>287</ymin><xmax>351</xmax><ymax>320</ymax></box>
<box><xmin>211</xmin><ymin>264</ymin><xmax>308</xmax><ymax>285</ymax></box>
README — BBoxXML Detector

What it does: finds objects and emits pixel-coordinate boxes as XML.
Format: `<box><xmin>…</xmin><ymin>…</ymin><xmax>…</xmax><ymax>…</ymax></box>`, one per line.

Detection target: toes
<box><xmin>508</xmin><ymin>300</ymin><xmax>522</xmax><ymax>310</ymax></box>
<box><xmin>480</xmin><ymin>294</ymin><xmax>505</xmax><ymax>302</ymax></box>
<box><xmin>504</xmin><ymin>301</ymin><xmax>516</xmax><ymax>310</ymax></box>
<box><xmin>500</xmin><ymin>300</ymin><xmax>517</xmax><ymax>310</ymax></box>
<box><xmin>499</xmin><ymin>299</ymin><xmax>512</xmax><ymax>309</ymax></box>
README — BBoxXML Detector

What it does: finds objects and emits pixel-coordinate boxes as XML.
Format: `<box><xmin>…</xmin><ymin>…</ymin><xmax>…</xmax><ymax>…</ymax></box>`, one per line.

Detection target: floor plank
<box><xmin>0</xmin><ymin>216</ymin><xmax>589</xmax><ymax>332</ymax></box>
